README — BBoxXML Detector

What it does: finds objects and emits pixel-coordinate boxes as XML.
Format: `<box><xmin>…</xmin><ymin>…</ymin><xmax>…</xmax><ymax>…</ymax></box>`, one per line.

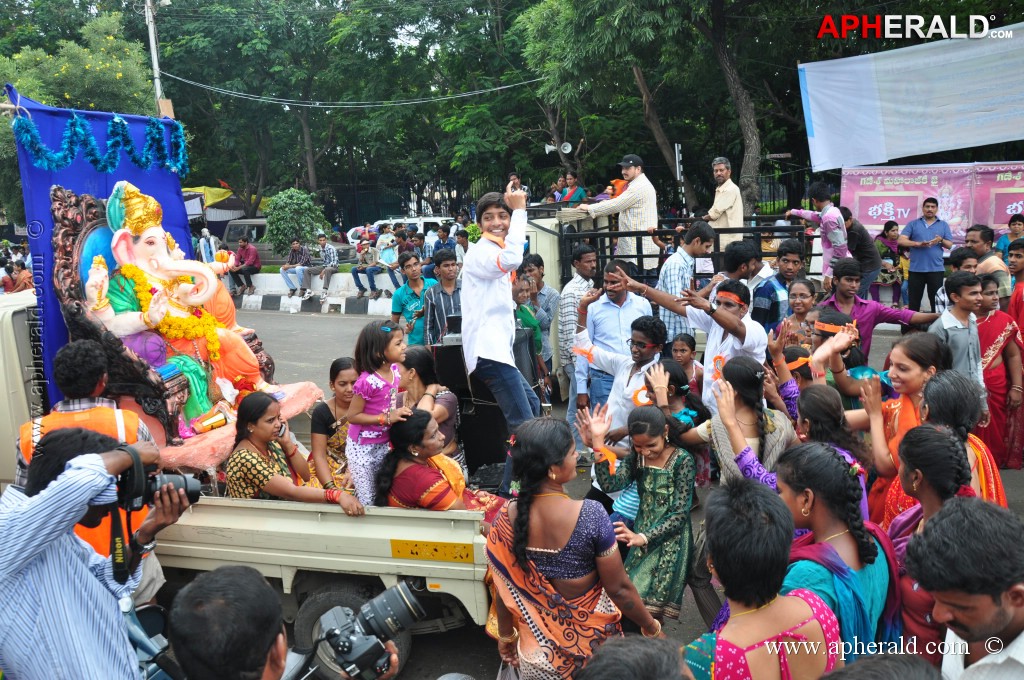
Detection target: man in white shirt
<box><xmin>906</xmin><ymin>497</ymin><xmax>1024</xmax><ymax>680</ymax></box>
<box><xmin>620</xmin><ymin>273</ymin><xmax>767</xmax><ymax>415</ymax></box>
<box><xmin>462</xmin><ymin>185</ymin><xmax>541</xmax><ymax>496</ymax></box>
<box><xmin>703</xmin><ymin>156</ymin><xmax>744</xmax><ymax>247</ymax></box>
<box><xmin>575</xmin><ymin>260</ymin><xmax>652</xmax><ymax>410</ymax></box>
<box><xmin>579</xmin><ymin>154</ymin><xmax>661</xmax><ymax>278</ymax></box>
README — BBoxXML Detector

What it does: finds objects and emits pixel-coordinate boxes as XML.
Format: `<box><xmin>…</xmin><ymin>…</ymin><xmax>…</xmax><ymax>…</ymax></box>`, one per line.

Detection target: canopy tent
<box><xmin>181</xmin><ymin>186</ymin><xmax>269</xmax><ymax>236</ymax></box>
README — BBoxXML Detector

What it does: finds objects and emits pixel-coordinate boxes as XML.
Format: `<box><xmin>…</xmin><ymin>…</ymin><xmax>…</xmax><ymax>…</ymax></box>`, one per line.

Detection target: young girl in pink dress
<box><xmin>345</xmin><ymin>320</ymin><xmax>412</xmax><ymax>504</ymax></box>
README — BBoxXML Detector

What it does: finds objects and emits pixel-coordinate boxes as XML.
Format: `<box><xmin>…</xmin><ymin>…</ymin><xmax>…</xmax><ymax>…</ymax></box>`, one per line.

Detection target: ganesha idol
<box><xmin>84</xmin><ymin>181</ymin><xmax>277</xmax><ymax>433</ymax></box>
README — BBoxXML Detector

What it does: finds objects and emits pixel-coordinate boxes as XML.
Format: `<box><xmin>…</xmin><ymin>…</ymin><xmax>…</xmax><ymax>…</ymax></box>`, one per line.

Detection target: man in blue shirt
<box><xmin>391</xmin><ymin>252</ymin><xmax>438</xmax><ymax>345</ymax></box>
<box><xmin>575</xmin><ymin>259</ymin><xmax>653</xmax><ymax>409</ymax></box>
<box><xmin>898</xmin><ymin>197</ymin><xmax>953</xmax><ymax>311</ymax></box>
<box><xmin>751</xmin><ymin>238</ymin><xmax>804</xmax><ymax>335</ymax></box>
<box><xmin>0</xmin><ymin>429</ymin><xmax>189</xmax><ymax>679</ymax></box>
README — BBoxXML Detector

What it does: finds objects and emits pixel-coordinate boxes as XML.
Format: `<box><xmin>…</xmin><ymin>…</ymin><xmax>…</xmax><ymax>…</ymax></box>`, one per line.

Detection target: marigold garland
<box><xmin>120</xmin><ymin>263</ymin><xmax>220</xmax><ymax>361</ymax></box>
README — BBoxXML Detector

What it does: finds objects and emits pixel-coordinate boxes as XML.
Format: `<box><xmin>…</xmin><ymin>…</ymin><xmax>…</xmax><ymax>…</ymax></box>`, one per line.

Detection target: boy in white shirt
<box><xmin>462</xmin><ymin>185</ymin><xmax>541</xmax><ymax>496</ymax></box>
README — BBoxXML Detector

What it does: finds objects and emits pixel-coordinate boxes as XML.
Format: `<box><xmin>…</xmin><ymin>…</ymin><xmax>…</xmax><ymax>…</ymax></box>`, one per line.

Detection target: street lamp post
<box><xmin>144</xmin><ymin>0</ymin><xmax>165</xmax><ymax>115</ymax></box>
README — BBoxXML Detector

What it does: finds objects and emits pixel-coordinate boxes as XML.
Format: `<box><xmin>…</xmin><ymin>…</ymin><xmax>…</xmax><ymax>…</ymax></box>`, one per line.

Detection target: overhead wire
<box><xmin>160</xmin><ymin>71</ymin><xmax>542</xmax><ymax>108</ymax></box>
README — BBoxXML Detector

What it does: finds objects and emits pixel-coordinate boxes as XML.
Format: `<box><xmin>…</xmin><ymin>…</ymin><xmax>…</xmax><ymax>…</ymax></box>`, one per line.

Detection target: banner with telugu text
<box><xmin>840</xmin><ymin>163</ymin><xmax>1024</xmax><ymax>244</ymax></box>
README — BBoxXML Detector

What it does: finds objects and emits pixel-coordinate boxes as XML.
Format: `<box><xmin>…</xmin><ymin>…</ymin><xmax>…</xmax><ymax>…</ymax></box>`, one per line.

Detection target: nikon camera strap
<box><xmin>111</xmin><ymin>445</ymin><xmax>144</xmax><ymax>584</ymax></box>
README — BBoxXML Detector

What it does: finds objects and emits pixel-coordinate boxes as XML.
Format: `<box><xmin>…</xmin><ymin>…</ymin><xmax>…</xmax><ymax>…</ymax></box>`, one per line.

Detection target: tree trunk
<box><xmin>705</xmin><ymin>0</ymin><xmax>761</xmax><ymax>214</ymax></box>
<box><xmin>295</xmin><ymin>108</ymin><xmax>318</xmax><ymax>194</ymax></box>
<box><xmin>631</xmin><ymin>65</ymin><xmax>698</xmax><ymax>210</ymax></box>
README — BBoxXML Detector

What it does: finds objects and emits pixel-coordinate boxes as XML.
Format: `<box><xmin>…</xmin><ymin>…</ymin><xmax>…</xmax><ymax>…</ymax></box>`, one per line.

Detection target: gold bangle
<box><xmin>641</xmin><ymin>619</ymin><xmax>662</xmax><ymax>638</ymax></box>
<box><xmin>498</xmin><ymin>629</ymin><xmax>519</xmax><ymax>644</ymax></box>
<box><xmin>90</xmin><ymin>298</ymin><xmax>110</xmax><ymax>312</ymax></box>
<box><xmin>652</xmin><ymin>385</ymin><xmax>668</xmax><ymax>391</ymax></box>
<box><xmin>141</xmin><ymin>311</ymin><xmax>157</xmax><ymax>329</ymax></box>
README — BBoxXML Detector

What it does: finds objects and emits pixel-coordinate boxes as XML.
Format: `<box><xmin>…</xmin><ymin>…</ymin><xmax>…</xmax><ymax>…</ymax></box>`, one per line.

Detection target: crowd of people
<box><xmin>6</xmin><ymin>168</ymin><xmax>1024</xmax><ymax>680</ymax></box>
<box><xmin>0</xmin><ymin>241</ymin><xmax>34</xmax><ymax>294</ymax></box>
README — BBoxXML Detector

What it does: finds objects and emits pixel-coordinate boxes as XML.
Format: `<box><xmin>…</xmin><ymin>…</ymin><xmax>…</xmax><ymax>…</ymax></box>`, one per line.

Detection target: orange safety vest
<box><xmin>19</xmin><ymin>407</ymin><xmax>149</xmax><ymax>556</ymax></box>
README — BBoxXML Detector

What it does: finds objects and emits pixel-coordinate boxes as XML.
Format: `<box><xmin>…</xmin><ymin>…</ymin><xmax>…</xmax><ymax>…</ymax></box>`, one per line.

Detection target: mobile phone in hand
<box><xmin>277</xmin><ymin>423</ymin><xmax>287</xmax><ymax>437</ymax></box>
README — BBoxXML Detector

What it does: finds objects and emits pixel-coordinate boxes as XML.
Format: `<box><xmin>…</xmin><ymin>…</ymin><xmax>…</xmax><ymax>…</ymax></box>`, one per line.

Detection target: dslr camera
<box><xmin>116</xmin><ymin>444</ymin><xmax>202</xmax><ymax>511</ymax></box>
<box><xmin>318</xmin><ymin>582</ymin><xmax>426</xmax><ymax>680</ymax></box>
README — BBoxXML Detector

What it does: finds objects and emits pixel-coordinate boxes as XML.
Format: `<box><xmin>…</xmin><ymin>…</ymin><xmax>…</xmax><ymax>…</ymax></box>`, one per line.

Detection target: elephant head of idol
<box><xmin>107</xmin><ymin>181</ymin><xmax>217</xmax><ymax>307</ymax></box>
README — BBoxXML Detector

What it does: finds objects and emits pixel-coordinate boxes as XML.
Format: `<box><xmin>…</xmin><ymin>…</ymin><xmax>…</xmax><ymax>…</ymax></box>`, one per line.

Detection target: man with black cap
<box><xmin>579</xmin><ymin>154</ymin><xmax>660</xmax><ymax>279</ymax></box>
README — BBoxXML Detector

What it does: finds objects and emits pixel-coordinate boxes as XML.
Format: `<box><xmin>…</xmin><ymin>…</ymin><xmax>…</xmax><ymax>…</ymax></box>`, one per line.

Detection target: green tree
<box><xmin>264</xmin><ymin>188</ymin><xmax>328</xmax><ymax>255</ymax></box>
<box><xmin>0</xmin><ymin>12</ymin><xmax>151</xmax><ymax>223</ymax></box>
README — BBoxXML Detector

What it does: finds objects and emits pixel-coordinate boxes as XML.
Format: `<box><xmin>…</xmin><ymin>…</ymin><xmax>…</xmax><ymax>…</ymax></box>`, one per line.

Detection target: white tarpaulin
<box><xmin>799</xmin><ymin>24</ymin><xmax>1024</xmax><ymax>171</ymax></box>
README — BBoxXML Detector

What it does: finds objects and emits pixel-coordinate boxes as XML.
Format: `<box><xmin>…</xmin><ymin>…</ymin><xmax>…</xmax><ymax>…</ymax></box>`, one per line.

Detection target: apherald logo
<box><xmin>817</xmin><ymin>15</ymin><xmax>1010</xmax><ymax>40</ymax></box>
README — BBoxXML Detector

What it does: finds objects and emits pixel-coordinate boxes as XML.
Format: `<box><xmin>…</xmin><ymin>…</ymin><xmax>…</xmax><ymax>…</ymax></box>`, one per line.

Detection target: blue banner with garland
<box><xmin>5</xmin><ymin>84</ymin><xmax>193</xmax><ymax>407</ymax></box>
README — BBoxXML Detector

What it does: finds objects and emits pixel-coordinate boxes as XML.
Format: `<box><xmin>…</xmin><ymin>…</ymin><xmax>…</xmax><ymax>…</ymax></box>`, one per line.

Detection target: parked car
<box><xmin>224</xmin><ymin>218</ymin><xmax>355</xmax><ymax>267</ymax></box>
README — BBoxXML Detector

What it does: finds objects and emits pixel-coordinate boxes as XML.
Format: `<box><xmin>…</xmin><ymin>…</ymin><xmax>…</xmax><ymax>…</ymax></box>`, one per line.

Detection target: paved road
<box><xmin>238</xmin><ymin>310</ymin><xmax>1024</xmax><ymax>679</ymax></box>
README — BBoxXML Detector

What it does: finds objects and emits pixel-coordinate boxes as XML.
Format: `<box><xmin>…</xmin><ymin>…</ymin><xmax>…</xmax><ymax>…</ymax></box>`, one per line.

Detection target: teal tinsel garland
<box><xmin>11</xmin><ymin>113</ymin><xmax>190</xmax><ymax>178</ymax></box>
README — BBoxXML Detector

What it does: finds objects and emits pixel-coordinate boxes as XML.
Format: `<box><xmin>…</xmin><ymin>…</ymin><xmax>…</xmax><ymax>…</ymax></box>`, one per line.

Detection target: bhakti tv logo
<box><xmin>817</xmin><ymin>15</ymin><xmax>1012</xmax><ymax>40</ymax></box>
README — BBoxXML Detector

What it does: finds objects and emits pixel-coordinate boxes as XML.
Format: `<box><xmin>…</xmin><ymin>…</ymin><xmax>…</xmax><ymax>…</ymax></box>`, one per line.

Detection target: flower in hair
<box><xmin>849</xmin><ymin>462</ymin><xmax>865</xmax><ymax>478</ymax></box>
<box><xmin>509</xmin><ymin>480</ymin><xmax>521</xmax><ymax>497</ymax></box>
<box><xmin>507</xmin><ymin>434</ymin><xmax>517</xmax><ymax>449</ymax></box>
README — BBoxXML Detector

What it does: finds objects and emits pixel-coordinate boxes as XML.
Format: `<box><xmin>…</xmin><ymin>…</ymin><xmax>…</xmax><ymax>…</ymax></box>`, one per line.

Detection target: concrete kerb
<box><xmin>230</xmin><ymin>272</ymin><xmax>397</xmax><ymax>315</ymax></box>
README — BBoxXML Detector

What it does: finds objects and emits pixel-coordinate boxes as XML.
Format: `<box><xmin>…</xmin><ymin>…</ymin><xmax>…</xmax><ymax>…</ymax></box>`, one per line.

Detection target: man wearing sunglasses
<box><xmin>616</xmin><ymin>268</ymin><xmax>767</xmax><ymax>415</ymax></box>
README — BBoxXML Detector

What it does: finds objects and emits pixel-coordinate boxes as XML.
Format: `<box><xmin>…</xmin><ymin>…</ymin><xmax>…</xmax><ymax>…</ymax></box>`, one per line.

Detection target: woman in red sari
<box><xmin>975</xmin><ymin>274</ymin><xmax>1024</xmax><ymax>469</ymax></box>
<box><xmin>375</xmin><ymin>408</ymin><xmax>505</xmax><ymax>525</ymax></box>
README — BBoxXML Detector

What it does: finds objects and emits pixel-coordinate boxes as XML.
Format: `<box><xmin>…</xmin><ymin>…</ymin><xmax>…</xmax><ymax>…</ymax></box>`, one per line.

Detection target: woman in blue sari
<box><xmin>775</xmin><ymin>443</ymin><xmax>902</xmax><ymax>662</ymax></box>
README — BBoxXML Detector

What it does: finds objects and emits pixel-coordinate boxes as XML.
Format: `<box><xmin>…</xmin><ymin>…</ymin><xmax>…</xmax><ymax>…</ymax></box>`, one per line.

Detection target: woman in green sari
<box><xmin>586</xmin><ymin>404</ymin><xmax>695</xmax><ymax>621</ymax></box>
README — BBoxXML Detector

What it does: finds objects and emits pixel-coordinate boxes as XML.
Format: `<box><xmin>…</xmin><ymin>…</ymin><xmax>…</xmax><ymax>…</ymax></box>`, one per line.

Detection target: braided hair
<box><xmin>510</xmin><ymin>418</ymin><xmax>576</xmax><ymax>571</ymax></box>
<box><xmin>374</xmin><ymin>409</ymin><xmax>433</xmax><ymax>506</ymax></box>
<box><xmin>899</xmin><ymin>425</ymin><xmax>973</xmax><ymax>501</ymax></box>
<box><xmin>922</xmin><ymin>370</ymin><xmax>982</xmax><ymax>442</ymax></box>
<box><xmin>721</xmin><ymin>356</ymin><xmax>768</xmax><ymax>460</ymax></box>
<box><xmin>797</xmin><ymin>384</ymin><xmax>869</xmax><ymax>464</ymax></box>
<box><xmin>776</xmin><ymin>442</ymin><xmax>877</xmax><ymax>565</ymax></box>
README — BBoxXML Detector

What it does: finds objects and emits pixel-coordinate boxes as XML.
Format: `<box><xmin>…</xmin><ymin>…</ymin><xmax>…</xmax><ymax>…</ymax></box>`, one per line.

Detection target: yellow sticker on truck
<box><xmin>390</xmin><ymin>539</ymin><xmax>474</xmax><ymax>563</ymax></box>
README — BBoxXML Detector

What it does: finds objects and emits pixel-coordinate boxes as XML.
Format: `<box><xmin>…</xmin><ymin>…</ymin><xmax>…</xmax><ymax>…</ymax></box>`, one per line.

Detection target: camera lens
<box><xmin>356</xmin><ymin>582</ymin><xmax>426</xmax><ymax>642</ymax></box>
<box><xmin>149</xmin><ymin>473</ymin><xmax>202</xmax><ymax>505</ymax></box>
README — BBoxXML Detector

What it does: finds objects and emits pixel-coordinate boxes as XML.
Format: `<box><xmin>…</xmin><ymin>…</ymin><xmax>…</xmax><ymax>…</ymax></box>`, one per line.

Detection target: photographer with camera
<box><xmin>170</xmin><ymin>566</ymin><xmax>400</xmax><ymax>680</ymax></box>
<box><xmin>0</xmin><ymin>428</ymin><xmax>190</xmax><ymax>679</ymax></box>
<box><xmin>14</xmin><ymin>339</ymin><xmax>167</xmax><ymax>604</ymax></box>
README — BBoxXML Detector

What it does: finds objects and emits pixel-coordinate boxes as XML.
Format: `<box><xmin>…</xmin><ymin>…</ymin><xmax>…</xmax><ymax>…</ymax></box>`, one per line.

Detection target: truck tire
<box><xmin>294</xmin><ymin>581</ymin><xmax>413</xmax><ymax>680</ymax></box>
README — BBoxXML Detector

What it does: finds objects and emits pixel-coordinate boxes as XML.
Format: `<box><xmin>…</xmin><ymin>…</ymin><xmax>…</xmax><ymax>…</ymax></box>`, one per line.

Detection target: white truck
<box><xmin>0</xmin><ymin>292</ymin><xmax>490</xmax><ymax>680</ymax></box>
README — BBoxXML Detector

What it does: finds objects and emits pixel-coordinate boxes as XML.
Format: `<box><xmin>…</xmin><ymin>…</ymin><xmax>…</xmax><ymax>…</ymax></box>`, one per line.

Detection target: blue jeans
<box><xmin>352</xmin><ymin>266</ymin><xmax>400</xmax><ymax>291</ymax></box>
<box><xmin>564</xmin><ymin>365</ymin><xmax>585</xmax><ymax>450</ymax></box>
<box><xmin>588</xmin><ymin>369</ymin><xmax>615</xmax><ymax>408</ymax></box>
<box><xmin>858</xmin><ymin>268</ymin><xmax>881</xmax><ymax>299</ymax></box>
<box><xmin>473</xmin><ymin>358</ymin><xmax>541</xmax><ymax>496</ymax></box>
<box><xmin>281</xmin><ymin>266</ymin><xmax>309</xmax><ymax>291</ymax></box>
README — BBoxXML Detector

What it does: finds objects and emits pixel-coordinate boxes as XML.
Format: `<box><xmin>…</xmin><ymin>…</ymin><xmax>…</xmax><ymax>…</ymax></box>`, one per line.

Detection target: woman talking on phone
<box><xmin>225</xmin><ymin>392</ymin><xmax>365</xmax><ymax>516</ymax></box>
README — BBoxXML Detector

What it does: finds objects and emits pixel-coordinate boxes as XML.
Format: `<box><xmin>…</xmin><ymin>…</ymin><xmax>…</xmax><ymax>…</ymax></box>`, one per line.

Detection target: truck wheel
<box><xmin>294</xmin><ymin>582</ymin><xmax>413</xmax><ymax>680</ymax></box>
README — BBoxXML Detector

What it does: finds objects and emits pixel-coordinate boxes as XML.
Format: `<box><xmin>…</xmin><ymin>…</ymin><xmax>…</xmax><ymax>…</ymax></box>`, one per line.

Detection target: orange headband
<box><xmin>787</xmin><ymin>356</ymin><xmax>811</xmax><ymax>371</ymax></box>
<box><xmin>717</xmin><ymin>291</ymin><xmax>744</xmax><ymax>306</ymax></box>
<box><xmin>814</xmin><ymin>319</ymin><xmax>858</xmax><ymax>335</ymax></box>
